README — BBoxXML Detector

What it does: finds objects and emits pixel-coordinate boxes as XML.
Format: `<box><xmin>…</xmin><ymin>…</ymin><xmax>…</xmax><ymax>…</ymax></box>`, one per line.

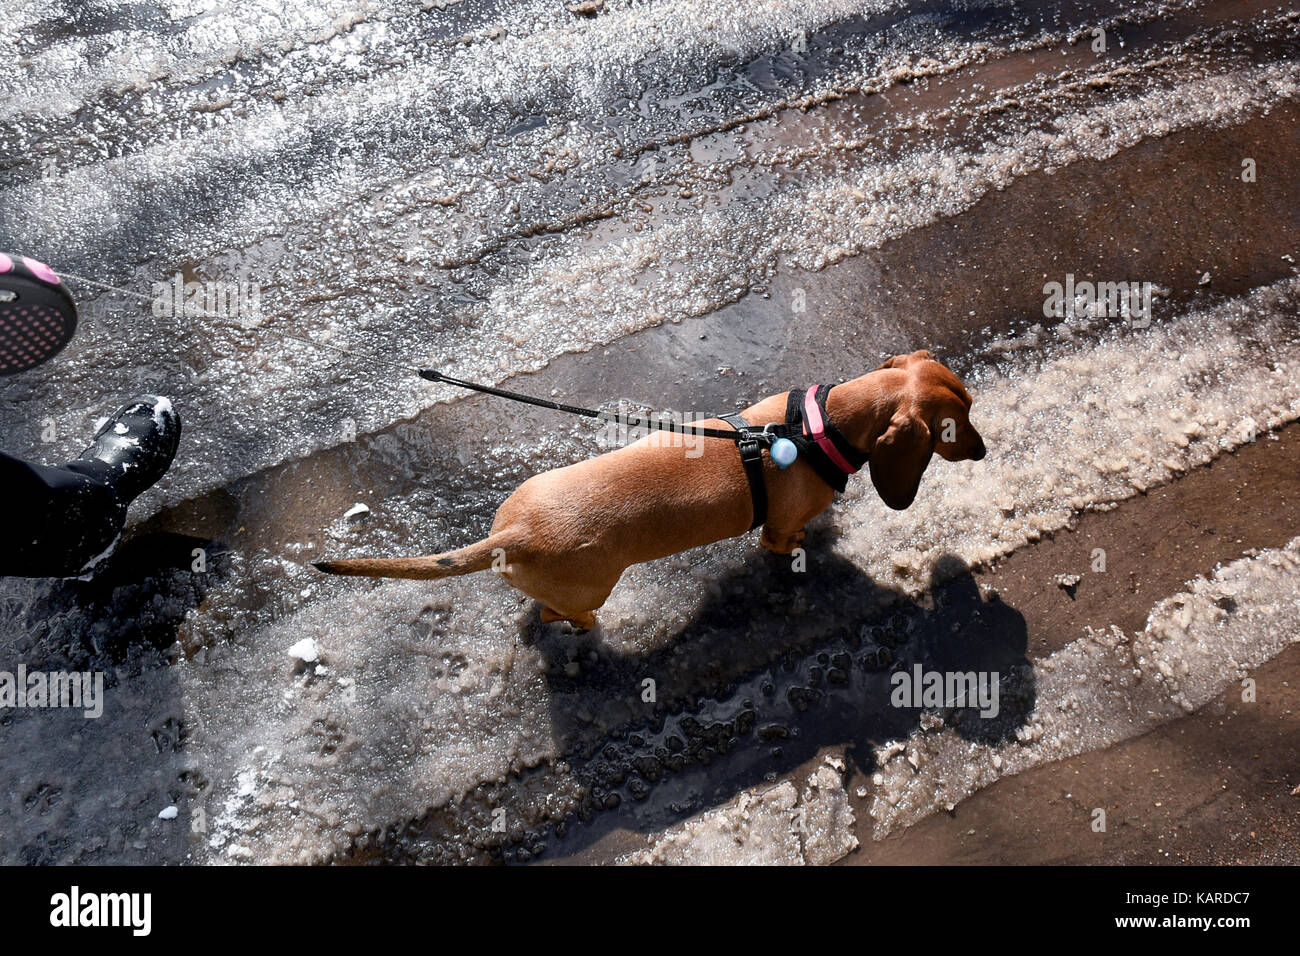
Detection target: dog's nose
<box><xmin>971</xmin><ymin>441</ymin><xmax>987</xmax><ymax>461</ymax></box>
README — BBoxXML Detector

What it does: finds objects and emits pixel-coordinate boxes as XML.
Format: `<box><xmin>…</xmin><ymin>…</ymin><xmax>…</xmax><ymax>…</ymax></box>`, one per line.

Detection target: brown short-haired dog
<box><xmin>315</xmin><ymin>350</ymin><xmax>985</xmax><ymax>628</ymax></box>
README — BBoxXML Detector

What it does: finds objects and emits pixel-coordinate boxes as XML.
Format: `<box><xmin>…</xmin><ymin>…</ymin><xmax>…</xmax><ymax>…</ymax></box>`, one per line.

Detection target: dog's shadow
<box><xmin>517</xmin><ymin>531</ymin><xmax>1035</xmax><ymax>857</ymax></box>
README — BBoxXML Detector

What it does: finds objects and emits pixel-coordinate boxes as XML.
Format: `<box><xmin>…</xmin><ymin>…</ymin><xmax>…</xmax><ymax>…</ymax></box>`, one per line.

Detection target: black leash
<box><xmin>418</xmin><ymin>367</ymin><xmax>760</xmax><ymax>443</ymax></box>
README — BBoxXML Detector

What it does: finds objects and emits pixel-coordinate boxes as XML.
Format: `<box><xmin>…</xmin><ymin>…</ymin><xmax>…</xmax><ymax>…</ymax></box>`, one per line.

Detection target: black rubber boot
<box><xmin>0</xmin><ymin>396</ymin><xmax>181</xmax><ymax>577</ymax></box>
<box><xmin>74</xmin><ymin>395</ymin><xmax>182</xmax><ymax>504</ymax></box>
<box><xmin>0</xmin><ymin>452</ymin><xmax>125</xmax><ymax>577</ymax></box>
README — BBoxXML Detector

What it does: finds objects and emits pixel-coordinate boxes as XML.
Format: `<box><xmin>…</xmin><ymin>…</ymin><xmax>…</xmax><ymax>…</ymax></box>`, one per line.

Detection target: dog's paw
<box><xmin>540</xmin><ymin>607</ymin><xmax>597</xmax><ymax>631</ymax></box>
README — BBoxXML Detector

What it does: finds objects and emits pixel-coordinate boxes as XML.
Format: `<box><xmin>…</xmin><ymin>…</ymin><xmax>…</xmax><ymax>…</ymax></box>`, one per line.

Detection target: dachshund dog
<box><xmin>315</xmin><ymin>350</ymin><xmax>985</xmax><ymax>628</ymax></box>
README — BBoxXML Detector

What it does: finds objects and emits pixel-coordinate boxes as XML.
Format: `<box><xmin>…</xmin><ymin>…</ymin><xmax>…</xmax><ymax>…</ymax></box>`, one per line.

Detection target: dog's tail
<box><xmin>313</xmin><ymin>532</ymin><xmax>511</xmax><ymax>580</ymax></box>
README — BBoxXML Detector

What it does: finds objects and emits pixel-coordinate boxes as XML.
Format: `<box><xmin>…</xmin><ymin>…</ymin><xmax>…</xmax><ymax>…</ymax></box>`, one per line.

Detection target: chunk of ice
<box><xmin>287</xmin><ymin>638</ymin><xmax>320</xmax><ymax>662</ymax></box>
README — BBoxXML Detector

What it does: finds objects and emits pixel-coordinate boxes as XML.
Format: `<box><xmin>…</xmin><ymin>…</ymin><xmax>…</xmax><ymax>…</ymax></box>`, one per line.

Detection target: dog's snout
<box><xmin>971</xmin><ymin>439</ymin><xmax>987</xmax><ymax>461</ymax></box>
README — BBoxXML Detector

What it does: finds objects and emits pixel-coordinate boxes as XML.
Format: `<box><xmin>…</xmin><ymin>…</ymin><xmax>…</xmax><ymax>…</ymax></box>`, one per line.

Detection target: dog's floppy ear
<box><xmin>869</xmin><ymin>410</ymin><xmax>935</xmax><ymax>510</ymax></box>
<box><xmin>878</xmin><ymin>348</ymin><xmax>936</xmax><ymax>370</ymax></box>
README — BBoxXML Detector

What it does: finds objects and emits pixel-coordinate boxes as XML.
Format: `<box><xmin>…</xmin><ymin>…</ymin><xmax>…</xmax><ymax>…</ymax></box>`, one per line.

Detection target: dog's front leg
<box><xmin>760</xmin><ymin>525</ymin><xmax>806</xmax><ymax>554</ymax></box>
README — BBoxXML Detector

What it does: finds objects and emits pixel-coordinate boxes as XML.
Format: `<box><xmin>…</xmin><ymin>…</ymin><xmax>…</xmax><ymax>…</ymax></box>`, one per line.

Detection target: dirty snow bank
<box><xmin>869</xmin><ymin>537</ymin><xmax>1300</xmax><ymax>837</ymax></box>
<box><xmin>619</xmin><ymin>754</ymin><xmax>858</xmax><ymax>865</ymax></box>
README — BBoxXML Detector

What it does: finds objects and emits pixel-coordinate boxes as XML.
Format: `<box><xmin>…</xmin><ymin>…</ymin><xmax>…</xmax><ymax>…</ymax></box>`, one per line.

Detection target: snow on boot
<box><xmin>75</xmin><ymin>395</ymin><xmax>182</xmax><ymax>504</ymax></box>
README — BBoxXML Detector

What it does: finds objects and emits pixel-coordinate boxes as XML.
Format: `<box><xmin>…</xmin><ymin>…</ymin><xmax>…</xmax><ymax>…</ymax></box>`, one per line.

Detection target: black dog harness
<box><xmin>720</xmin><ymin>412</ymin><xmax>769</xmax><ymax>531</ymax></box>
<box><xmin>723</xmin><ymin>384</ymin><xmax>870</xmax><ymax>530</ymax></box>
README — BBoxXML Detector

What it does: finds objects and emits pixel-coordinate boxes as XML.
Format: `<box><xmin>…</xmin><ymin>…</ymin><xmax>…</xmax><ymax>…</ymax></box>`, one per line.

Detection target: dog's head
<box><xmin>840</xmin><ymin>349</ymin><xmax>986</xmax><ymax>510</ymax></box>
